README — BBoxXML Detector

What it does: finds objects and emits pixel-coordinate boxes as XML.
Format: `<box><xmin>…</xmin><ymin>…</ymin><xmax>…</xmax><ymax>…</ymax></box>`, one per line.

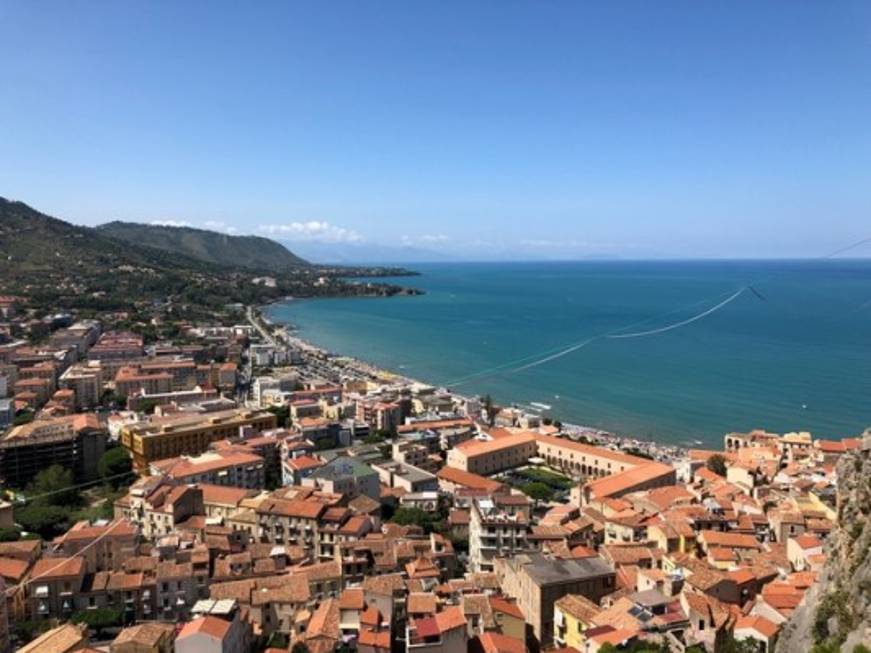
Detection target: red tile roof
<box><xmin>177</xmin><ymin>616</ymin><xmax>231</xmax><ymax>641</ymax></box>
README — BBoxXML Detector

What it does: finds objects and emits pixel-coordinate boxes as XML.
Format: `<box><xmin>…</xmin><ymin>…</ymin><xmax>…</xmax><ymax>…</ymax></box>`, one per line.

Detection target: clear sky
<box><xmin>2</xmin><ymin>2</ymin><xmax>870</xmax><ymax>259</ymax></box>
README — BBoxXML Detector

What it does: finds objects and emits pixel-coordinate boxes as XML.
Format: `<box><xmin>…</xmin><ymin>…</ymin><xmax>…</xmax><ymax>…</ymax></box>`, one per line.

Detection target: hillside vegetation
<box><xmin>97</xmin><ymin>221</ymin><xmax>309</xmax><ymax>271</ymax></box>
<box><xmin>0</xmin><ymin>197</ymin><xmax>418</xmax><ymax>324</ymax></box>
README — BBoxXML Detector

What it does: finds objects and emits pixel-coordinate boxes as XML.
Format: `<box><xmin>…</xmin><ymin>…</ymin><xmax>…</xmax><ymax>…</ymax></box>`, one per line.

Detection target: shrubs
<box><xmin>814</xmin><ymin>589</ymin><xmax>854</xmax><ymax>647</ymax></box>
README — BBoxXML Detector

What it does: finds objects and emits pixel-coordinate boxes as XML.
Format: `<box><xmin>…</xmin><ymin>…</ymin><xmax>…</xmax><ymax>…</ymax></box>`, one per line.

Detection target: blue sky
<box><xmin>2</xmin><ymin>2</ymin><xmax>870</xmax><ymax>260</ymax></box>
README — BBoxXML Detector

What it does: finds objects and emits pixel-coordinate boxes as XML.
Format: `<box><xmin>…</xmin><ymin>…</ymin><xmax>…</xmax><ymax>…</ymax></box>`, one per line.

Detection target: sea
<box><xmin>265</xmin><ymin>260</ymin><xmax>871</xmax><ymax>448</ymax></box>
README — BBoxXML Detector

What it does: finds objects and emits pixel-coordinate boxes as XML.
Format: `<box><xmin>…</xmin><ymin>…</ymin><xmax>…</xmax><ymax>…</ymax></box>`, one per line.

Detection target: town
<box><xmin>0</xmin><ymin>294</ymin><xmax>865</xmax><ymax>653</ymax></box>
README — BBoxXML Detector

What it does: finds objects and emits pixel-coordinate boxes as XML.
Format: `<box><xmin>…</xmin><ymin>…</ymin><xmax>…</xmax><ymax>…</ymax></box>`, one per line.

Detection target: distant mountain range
<box><xmin>98</xmin><ymin>221</ymin><xmax>309</xmax><ymax>271</ymax></box>
<box><xmin>284</xmin><ymin>240</ymin><xmax>455</xmax><ymax>265</ymax></box>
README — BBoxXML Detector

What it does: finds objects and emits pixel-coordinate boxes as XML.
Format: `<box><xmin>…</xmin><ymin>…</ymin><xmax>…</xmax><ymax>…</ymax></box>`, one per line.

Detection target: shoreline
<box><xmin>256</xmin><ymin>300</ymin><xmax>694</xmax><ymax>465</ymax></box>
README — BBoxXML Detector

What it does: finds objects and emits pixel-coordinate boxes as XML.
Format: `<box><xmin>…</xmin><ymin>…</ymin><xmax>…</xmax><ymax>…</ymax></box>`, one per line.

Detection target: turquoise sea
<box><xmin>266</xmin><ymin>261</ymin><xmax>871</xmax><ymax>447</ymax></box>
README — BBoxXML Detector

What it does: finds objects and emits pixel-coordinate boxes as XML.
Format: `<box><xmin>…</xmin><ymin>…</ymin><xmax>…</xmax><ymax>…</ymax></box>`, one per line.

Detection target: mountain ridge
<box><xmin>0</xmin><ymin>197</ymin><xmax>419</xmax><ymax>321</ymax></box>
<box><xmin>97</xmin><ymin>220</ymin><xmax>309</xmax><ymax>271</ymax></box>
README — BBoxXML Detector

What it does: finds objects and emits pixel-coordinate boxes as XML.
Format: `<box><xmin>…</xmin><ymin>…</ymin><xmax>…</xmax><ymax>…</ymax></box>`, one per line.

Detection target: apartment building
<box><xmin>26</xmin><ymin>556</ymin><xmax>86</xmax><ymax>620</ymax></box>
<box><xmin>115</xmin><ymin>367</ymin><xmax>173</xmax><ymax>397</ymax></box>
<box><xmin>114</xmin><ymin>478</ymin><xmax>204</xmax><ymax>539</ymax></box>
<box><xmin>469</xmin><ymin>494</ymin><xmax>534</xmax><ymax>573</ymax></box>
<box><xmin>13</xmin><ymin>377</ymin><xmax>53</xmax><ymax>406</ymax></box>
<box><xmin>120</xmin><ymin>408</ymin><xmax>276</xmax><ymax>471</ymax></box>
<box><xmin>58</xmin><ymin>361</ymin><xmax>103</xmax><ymax>409</ymax></box>
<box><xmin>88</xmin><ymin>331</ymin><xmax>144</xmax><ymax>361</ymax></box>
<box><xmin>255</xmin><ymin>497</ymin><xmax>326</xmax><ymax>548</ymax></box>
<box><xmin>50</xmin><ymin>519</ymin><xmax>138</xmax><ymax>572</ymax></box>
<box><xmin>407</xmin><ymin>606</ymin><xmax>468</xmax><ymax>653</ymax></box>
<box><xmin>0</xmin><ymin>413</ymin><xmax>107</xmax><ymax>486</ymax></box>
<box><xmin>149</xmin><ymin>448</ymin><xmax>265</xmax><ymax>489</ymax></box>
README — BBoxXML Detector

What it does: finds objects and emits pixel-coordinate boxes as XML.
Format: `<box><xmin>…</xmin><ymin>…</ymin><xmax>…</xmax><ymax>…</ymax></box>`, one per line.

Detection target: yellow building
<box><xmin>553</xmin><ymin>594</ymin><xmax>601</xmax><ymax>650</ymax></box>
<box><xmin>120</xmin><ymin>408</ymin><xmax>276</xmax><ymax>471</ymax></box>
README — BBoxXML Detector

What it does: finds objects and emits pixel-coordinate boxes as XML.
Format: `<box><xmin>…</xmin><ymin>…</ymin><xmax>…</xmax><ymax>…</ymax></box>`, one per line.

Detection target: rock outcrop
<box><xmin>775</xmin><ymin>432</ymin><xmax>871</xmax><ymax>653</ymax></box>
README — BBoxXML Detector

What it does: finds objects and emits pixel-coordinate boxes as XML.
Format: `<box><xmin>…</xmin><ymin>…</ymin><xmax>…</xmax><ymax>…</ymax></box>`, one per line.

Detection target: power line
<box><xmin>9</xmin><ymin>470</ymin><xmax>136</xmax><ymax>506</ymax></box>
<box><xmin>607</xmin><ymin>287</ymin><xmax>746</xmax><ymax>339</ymax></box>
<box><xmin>441</xmin><ymin>233</ymin><xmax>871</xmax><ymax>390</ymax></box>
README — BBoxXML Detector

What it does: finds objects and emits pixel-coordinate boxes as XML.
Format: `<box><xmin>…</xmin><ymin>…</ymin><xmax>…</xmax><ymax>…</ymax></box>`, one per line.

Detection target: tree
<box><xmin>716</xmin><ymin>635</ymin><xmax>763</xmax><ymax>653</ymax></box>
<box><xmin>364</xmin><ymin>433</ymin><xmax>386</xmax><ymax>445</ymax></box>
<box><xmin>521</xmin><ymin>482</ymin><xmax>554</xmax><ymax>503</ymax></box>
<box><xmin>391</xmin><ymin>507</ymin><xmax>444</xmax><ymax>534</ymax></box>
<box><xmin>135</xmin><ymin>398</ymin><xmax>162</xmax><ymax>414</ymax></box>
<box><xmin>14</xmin><ymin>620</ymin><xmax>51</xmax><ymax>644</ymax></box>
<box><xmin>72</xmin><ymin>607</ymin><xmax>123</xmax><ymax>636</ymax></box>
<box><xmin>706</xmin><ymin>454</ymin><xmax>727</xmax><ymax>477</ymax></box>
<box><xmin>483</xmin><ymin>394</ymin><xmax>498</xmax><ymax>427</ymax></box>
<box><xmin>15</xmin><ymin>504</ymin><xmax>70</xmax><ymax>539</ymax></box>
<box><xmin>0</xmin><ymin>527</ymin><xmax>20</xmax><ymax>542</ymax></box>
<box><xmin>266</xmin><ymin>404</ymin><xmax>290</xmax><ymax>428</ymax></box>
<box><xmin>27</xmin><ymin>465</ymin><xmax>80</xmax><ymax>506</ymax></box>
<box><xmin>98</xmin><ymin>447</ymin><xmax>133</xmax><ymax>487</ymax></box>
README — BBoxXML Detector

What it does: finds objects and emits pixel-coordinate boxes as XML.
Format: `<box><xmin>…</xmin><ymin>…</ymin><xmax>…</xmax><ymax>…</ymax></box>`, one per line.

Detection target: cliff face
<box><xmin>775</xmin><ymin>432</ymin><xmax>871</xmax><ymax>653</ymax></box>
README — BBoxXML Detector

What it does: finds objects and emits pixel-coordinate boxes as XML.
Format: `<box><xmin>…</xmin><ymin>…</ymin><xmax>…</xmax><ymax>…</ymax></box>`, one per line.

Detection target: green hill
<box><xmin>0</xmin><ymin>197</ymin><xmax>216</xmax><ymax>275</ymax></box>
<box><xmin>0</xmin><ymin>197</ymin><xmax>417</xmax><ymax>323</ymax></box>
<box><xmin>96</xmin><ymin>221</ymin><xmax>309</xmax><ymax>271</ymax></box>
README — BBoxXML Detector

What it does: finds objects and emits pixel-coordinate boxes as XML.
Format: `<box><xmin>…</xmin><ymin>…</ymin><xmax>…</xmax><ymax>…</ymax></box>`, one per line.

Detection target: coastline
<box><xmin>256</xmin><ymin>299</ymin><xmax>693</xmax><ymax>465</ymax></box>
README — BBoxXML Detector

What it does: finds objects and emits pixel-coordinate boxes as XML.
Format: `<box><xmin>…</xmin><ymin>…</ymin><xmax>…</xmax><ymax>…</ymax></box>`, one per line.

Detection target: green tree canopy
<box><xmin>15</xmin><ymin>504</ymin><xmax>70</xmax><ymax>539</ymax></box>
<box><xmin>391</xmin><ymin>507</ymin><xmax>444</xmax><ymax>534</ymax></box>
<box><xmin>521</xmin><ymin>482</ymin><xmax>554</xmax><ymax>503</ymax></box>
<box><xmin>0</xmin><ymin>527</ymin><xmax>21</xmax><ymax>542</ymax></box>
<box><xmin>72</xmin><ymin>607</ymin><xmax>123</xmax><ymax>634</ymax></box>
<box><xmin>27</xmin><ymin>464</ymin><xmax>80</xmax><ymax>506</ymax></box>
<box><xmin>98</xmin><ymin>447</ymin><xmax>133</xmax><ymax>487</ymax></box>
<box><xmin>706</xmin><ymin>454</ymin><xmax>727</xmax><ymax>477</ymax></box>
<box><xmin>266</xmin><ymin>404</ymin><xmax>290</xmax><ymax>428</ymax></box>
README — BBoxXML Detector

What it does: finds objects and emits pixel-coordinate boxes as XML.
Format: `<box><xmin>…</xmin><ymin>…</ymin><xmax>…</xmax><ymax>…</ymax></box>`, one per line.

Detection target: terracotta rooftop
<box><xmin>479</xmin><ymin>631</ymin><xmax>526</xmax><ymax>653</ymax></box>
<box><xmin>585</xmin><ymin>462</ymin><xmax>675</xmax><ymax>500</ymax></box>
<box><xmin>177</xmin><ymin>615</ymin><xmax>231</xmax><ymax>641</ymax></box>
<box><xmin>30</xmin><ymin>556</ymin><xmax>84</xmax><ymax>580</ymax></box>
<box><xmin>735</xmin><ymin>614</ymin><xmax>780</xmax><ymax>638</ymax></box>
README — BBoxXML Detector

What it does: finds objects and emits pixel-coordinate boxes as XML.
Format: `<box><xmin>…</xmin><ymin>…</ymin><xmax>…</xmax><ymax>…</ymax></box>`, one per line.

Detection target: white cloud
<box><xmin>258</xmin><ymin>221</ymin><xmax>362</xmax><ymax>243</ymax></box>
<box><xmin>150</xmin><ymin>219</ymin><xmax>192</xmax><ymax>228</ymax></box>
<box><xmin>202</xmin><ymin>220</ymin><xmax>240</xmax><ymax>236</ymax></box>
<box><xmin>400</xmin><ymin>233</ymin><xmax>450</xmax><ymax>246</ymax></box>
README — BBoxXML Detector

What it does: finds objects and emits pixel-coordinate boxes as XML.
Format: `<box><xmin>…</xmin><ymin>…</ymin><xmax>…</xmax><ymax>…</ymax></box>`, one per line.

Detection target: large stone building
<box><xmin>445</xmin><ymin>433</ymin><xmax>537</xmax><ymax>475</ymax></box>
<box><xmin>495</xmin><ymin>553</ymin><xmax>616</xmax><ymax>646</ymax></box>
<box><xmin>120</xmin><ymin>408</ymin><xmax>276</xmax><ymax>471</ymax></box>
